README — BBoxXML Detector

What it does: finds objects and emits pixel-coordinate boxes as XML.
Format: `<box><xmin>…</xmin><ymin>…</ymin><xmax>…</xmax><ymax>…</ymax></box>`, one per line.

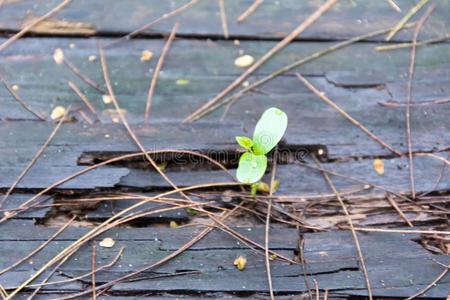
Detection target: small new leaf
<box><xmin>236</xmin><ymin>136</ymin><xmax>254</xmax><ymax>151</ymax></box>
<box><xmin>236</xmin><ymin>152</ymin><xmax>267</xmax><ymax>184</ymax></box>
<box><xmin>253</xmin><ymin>107</ymin><xmax>288</xmax><ymax>154</ymax></box>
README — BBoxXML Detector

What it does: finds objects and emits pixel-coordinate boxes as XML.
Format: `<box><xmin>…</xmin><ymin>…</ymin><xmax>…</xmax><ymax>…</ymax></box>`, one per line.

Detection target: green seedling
<box><xmin>236</xmin><ymin>107</ymin><xmax>288</xmax><ymax>185</ymax></box>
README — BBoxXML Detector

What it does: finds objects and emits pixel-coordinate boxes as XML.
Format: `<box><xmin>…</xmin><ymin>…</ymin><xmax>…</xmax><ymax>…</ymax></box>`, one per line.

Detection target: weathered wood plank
<box><xmin>84</xmin><ymin>197</ymin><xmax>190</xmax><ymax>224</ymax></box>
<box><xmin>1</xmin><ymin>194</ymin><xmax>52</xmax><ymax>219</ymax></box>
<box><xmin>1</xmin><ymin>224</ymin><xmax>447</xmax><ymax>298</ymax></box>
<box><xmin>1</xmin><ymin>38</ymin><xmax>449</xmax><ymax>158</ymax></box>
<box><xmin>0</xmin><ymin>166</ymin><xmax>128</xmax><ymax>190</ymax></box>
<box><xmin>0</xmin><ymin>0</ymin><xmax>449</xmax><ymax>41</ymax></box>
<box><xmin>119</xmin><ymin>155</ymin><xmax>450</xmax><ymax>196</ymax></box>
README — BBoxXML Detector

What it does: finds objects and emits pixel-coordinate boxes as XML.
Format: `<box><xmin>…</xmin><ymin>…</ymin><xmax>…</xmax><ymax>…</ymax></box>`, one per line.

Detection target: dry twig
<box><xmin>405</xmin><ymin>261</ymin><xmax>449</xmax><ymax>300</ymax></box>
<box><xmin>379</xmin><ymin>97</ymin><xmax>450</xmax><ymax>107</ymax></box>
<box><xmin>386</xmin><ymin>0</ymin><xmax>401</xmax><ymax>12</ymax></box>
<box><xmin>405</xmin><ymin>5</ymin><xmax>435</xmax><ymax>199</ymax></box>
<box><xmin>68</xmin><ymin>81</ymin><xmax>99</xmax><ymax>118</ymax></box>
<box><xmin>297</xmin><ymin>74</ymin><xmax>401</xmax><ymax>156</ymax></box>
<box><xmin>184</xmin><ymin>0</ymin><xmax>338</xmax><ymax>123</ymax></box>
<box><xmin>0</xmin><ymin>216</ymin><xmax>75</xmax><ymax>276</ymax></box>
<box><xmin>195</xmin><ymin>23</ymin><xmax>416</xmax><ymax>121</ymax></box>
<box><xmin>385</xmin><ymin>0</ymin><xmax>430</xmax><ymax>41</ymax></box>
<box><xmin>0</xmin><ymin>106</ymin><xmax>69</xmax><ymax>209</ymax></box>
<box><xmin>91</xmin><ymin>242</ymin><xmax>97</xmax><ymax>300</ymax></box>
<box><xmin>145</xmin><ymin>23</ymin><xmax>178</xmax><ymax>121</ymax></box>
<box><xmin>108</xmin><ymin>0</ymin><xmax>199</xmax><ymax>46</ymax></box>
<box><xmin>237</xmin><ymin>0</ymin><xmax>263</xmax><ymax>22</ymax></box>
<box><xmin>376</xmin><ymin>34</ymin><xmax>450</xmax><ymax>51</ymax></box>
<box><xmin>386</xmin><ymin>193</ymin><xmax>414</xmax><ymax>227</ymax></box>
<box><xmin>0</xmin><ymin>73</ymin><xmax>46</xmax><ymax>120</ymax></box>
<box><xmin>0</xmin><ymin>0</ymin><xmax>73</xmax><ymax>52</ymax></box>
<box><xmin>218</xmin><ymin>0</ymin><xmax>229</xmax><ymax>38</ymax></box>
<box><xmin>313</xmin><ymin>157</ymin><xmax>373</xmax><ymax>300</ymax></box>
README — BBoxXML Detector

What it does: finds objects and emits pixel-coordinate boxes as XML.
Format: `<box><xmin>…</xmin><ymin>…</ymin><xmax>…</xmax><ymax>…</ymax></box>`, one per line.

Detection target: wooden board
<box><xmin>0</xmin><ymin>0</ymin><xmax>449</xmax><ymax>41</ymax></box>
<box><xmin>0</xmin><ymin>222</ymin><xmax>448</xmax><ymax>298</ymax></box>
<box><xmin>1</xmin><ymin>1</ymin><xmax>449</xmax><ymax>298</ymax></box>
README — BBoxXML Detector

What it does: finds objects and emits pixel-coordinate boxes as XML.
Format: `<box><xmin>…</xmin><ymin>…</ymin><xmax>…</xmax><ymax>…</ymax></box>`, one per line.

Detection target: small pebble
<box><xmin>102</xmin><ymin>95</ymin><xmax>112</xmax><ymax>104</ymax></box>
<box><xmin>373</xmin><ymin>158</ymin><xmax>385</xmax><ymax>175</ymax></box>
<box><xmin>99</xmin><ymin>237</ymin><xmax>115</xmax><ymax>248</ymax></box>
<box><xmin>53</xmin><ymin>48</ymin><xmax>64</xmax><ymax>65</ymax></box>
<box><xmin>140</xmin><ymin>50</ymin><xmax>154</xmax><ymax>62</ymax></box>
<box><xmin>234</xmin><ymin>54</ymin><xmax>255</xmax><ymax>68</ymax></box>
<box><xmin>50</xmin><ymin>106</ymin><xmax>66</xmax><ymax>120</ymax></box>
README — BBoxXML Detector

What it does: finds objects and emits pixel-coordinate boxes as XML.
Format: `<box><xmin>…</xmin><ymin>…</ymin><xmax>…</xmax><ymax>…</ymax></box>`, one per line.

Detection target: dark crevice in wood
<box><xmin>0</xmin><ymin>29</ymin><xmax>433</xmax><ymax>43</ymax></box>
<box><xmin>77</xmin><ymin>144</ymin><xmax>324</xmax><ymax>171</ymax></box>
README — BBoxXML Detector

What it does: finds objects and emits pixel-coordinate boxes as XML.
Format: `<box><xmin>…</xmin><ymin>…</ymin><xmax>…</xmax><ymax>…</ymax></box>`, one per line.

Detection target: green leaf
<box><xmin>252</xmin><ymin>107</ymin><xmax>288</xmax><ymax>154</ymax></box>
<box><xmin>235</xmin><ymin>136</ymin><xmax>254</xmax><ymax>151</ymax></box>
<box><xmin>236</xmin><ymin>152</ymin><xmax>267</xmax><ymax>184</ymax></box>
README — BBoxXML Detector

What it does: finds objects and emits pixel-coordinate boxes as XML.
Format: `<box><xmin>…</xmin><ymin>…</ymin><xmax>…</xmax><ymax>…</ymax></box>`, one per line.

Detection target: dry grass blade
<box><xmin>27</xmin><ymin>247</ymin><xmax>124</xmax><ymax>289</ymax></box>
<box><xmin>405</xmin><ymin>262</ymin><xmax>449</xmax><ymax>300</ymax></box>
<box><xmin>353</xmin><ymin>227</ymin><xmax>450</xmax><ymax>235</ymax></box>
<box><xmin>296</xmin><ymin>161</ymin><xmax>423</xmax><ymax>215</ymax></box>
<box><xmin>265</xmin><ymin>148</ymin><xmax>278</xmax><ymax>299</ymax></box>
<box><xmin>0</xmin><ymin>0</ymin><xmax>72</xmax><ymax>52</ymax></box>
<box><xmin>313</xmin><ymin>157</ymin><xmax>373</xmax><ymax>300</ymax></box>
<box><xmin>92</xmin><ymin>242</ymin><xmax>97</xmax><ymax>300</ymax></box>
<box><xmin>55</xmin><ymin>205</ymin><xmax>243</xmax><ymax>299</ymax></box>
<box><xmin>196</xmin><ymin>23</ymin><xmax>416</xmax><ymax>121</ymax></box>
<box><xmin>386</xmin><ymin>193</ymin><xmax>414</xmax><ymax>227</ymax></box>
<box><xmin>265</xmin><ymin>199</ymin><xmax>274</xmax><ymax>300</ymax></box>
<box><xmin>385</xmin><ymin>0</ymin><xmax>430</xmax><ymax>41</ymax></box>
<box><xmin>145</xmin><ymin>23</ymin><xmax>178</xmax><ymax>122</ymax></box>
<box><xmin>78</xmin><ymin>109</ymin><xmax>94</xmax><ymax>124</ymax></box>
<box><xmin>100</xmin><ymin>42</ymin><xmax>199</xmax><ymax>207</ymax></box>
<box><xmin>379</xmin><ymin>97</ymin><xmax>450</xmax><ymax>107</ymax></box>
<box><xmin>405</xmin><ymin>5</ymin><xmax>435</xmax><ymax>199</ymax></box>
<box><xmin>28</xmin><ymin>245</ymin><xmax>79</xmax><ymax>299</ymax></box>
<box><xmin>376</xmin><ymin>34</ymin><xmax>450</xmax><ymax>51</ymax></box>
<box><xmin>0</xmin><ymin>284</ymin><xmax>7</xmax><ymax>299</ymax></box>
<box><xmin>297</xmin><ymin>74</ymin><xmax>401</xmax><ymax>156</ymax></box>
<box><xmin>5</xmin><ymin>182</ymin><xmax>239</xmax><ymax>299</ymax></box>
<box><xmin>0</xmin><ymin>106</ymin><xmax>69</xmax><ymax>209</ymax></box>
<box><xmin>386</xmin><ymin>0</ymin><xmax>401</xmax><ymax>12</ymax></box>
<box><xmin>416</xmin><ymin>152</ymin><xmax>450</xmax><ymax>166</ymax></box>
<box><xmin>0</xmin><ymin>216</ymin><xmax>75</xmax><ymax>276</ymax></box>
<box><xmin>218</xmin><ymin>0</ymin><xmax>229</xmax><ymax>38</ymax></box>
<box><xmin>68</xmin><ymin>81</ymin><xmax>99</xmax><ymax>118</ymax></box>
<box><xmin>237</xmin><ymin>0</ymin><xmax>263</xmax><ymax>22</ymax></box>
<box><xmin>0</xmin><ymin>72</ymin><xmax>46</xmax><ymax>120</ymax></box>
<box><xmin>183</xmin><ymin>0</ymin><xmax>338</xmax><ymax>123</ymax></box>
<box><xmin>108</xmin><ymin>0</ymin><xmax>199</xmax><ymax>46</ymax></box>
<box><xmin>418</xmin><ymin>152</ymin><xmax>450</xmax><ymax>198</ymax></box>
<box><xmin>1</xmin><ymin>149</ymin><xmax>237</xmax><ymax>222</ymax></box>
<box><xmin>298</xmin><ymin>237</ymin><xmax>313</xmax><ymax>300</ymax></box>
<box><xmin>62</xmin><ymin>57</ymin><xmax>105</xmax><ymax>94</ymax></box>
